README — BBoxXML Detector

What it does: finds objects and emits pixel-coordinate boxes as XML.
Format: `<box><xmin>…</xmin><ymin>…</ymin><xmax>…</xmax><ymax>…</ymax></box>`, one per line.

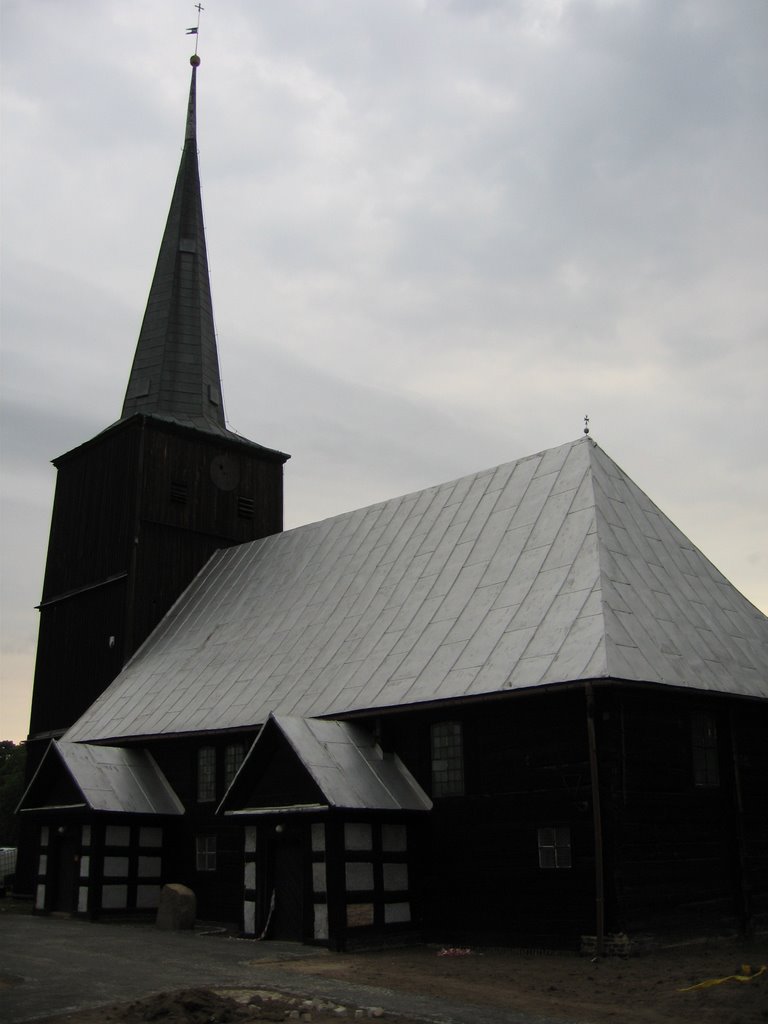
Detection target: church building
<box><xmin>19</xmin><ymin>57</ymin><xmax>768</xmax><ymax>953</ymax></box>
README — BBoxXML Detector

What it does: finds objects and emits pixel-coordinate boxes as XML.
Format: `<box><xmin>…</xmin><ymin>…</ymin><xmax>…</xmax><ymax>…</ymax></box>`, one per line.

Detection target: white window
<box><xmin>195</xmin><ymin>835</ymin><xmax>217</xmax><ymax>872</ymax></box>
<box><xmin>538</xmin><ymin>826</ymin><xmax>572</xmax><ymax>869</ymax></box>
<box><xmin>197</xmin><ymin>746</ymin><xmax>216</xmax><ymax>802</ymax></box>
<box><xmin>430</xmin><ymin>721</ymin><xmax>465</xmax><ymax>797</ymax></box>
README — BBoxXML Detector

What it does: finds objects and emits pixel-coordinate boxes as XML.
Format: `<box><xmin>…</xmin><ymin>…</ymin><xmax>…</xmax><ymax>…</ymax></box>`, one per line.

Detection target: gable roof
<box><xmin>220</xmin><ymin>714</ymin><xmax>432</xmax><ymax>815</ymax></box>
<box><xmin>65</xmin><ymin>438</ymin><xmax>768</xmax><ymax>743</ymax></box>
<box><xmin>18</xmin><ymin>741</ymin><xmax>183</xmax><ymax>815</ymax></box>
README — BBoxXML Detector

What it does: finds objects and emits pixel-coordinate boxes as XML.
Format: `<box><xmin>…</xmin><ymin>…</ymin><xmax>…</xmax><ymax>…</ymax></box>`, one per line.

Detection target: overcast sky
<box><xmin>1</xmin><ymin>0</ymin><xmax>766</xmax><ymax>743</ymax></box>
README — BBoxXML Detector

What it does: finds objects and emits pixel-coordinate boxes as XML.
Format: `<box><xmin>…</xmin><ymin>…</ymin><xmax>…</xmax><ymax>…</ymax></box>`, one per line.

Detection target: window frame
<box><xmin>691</xmin><ymin>710</ymin><xmax>720</xmax><ymax>787</ymax></box>
<box><xmin>195</xmin><ymin>834</ymin><xmax>217</xmax><ymax>872</ymax></box>
<box><xmin>430</xmin><ymin>720</ymin><xmax>465</xmax><ymax>798</ymax></box>
<box><xmin>224</xmin><ymin>741</ymin><xmax>246</xmax><ymax>790</ymax></box>
<box><xmin>537</xmin><ymin>826</ymin><xmax>572</xmax><ymax>869</ymax></box>
<box><xmin>197</xmin><ymin>745</ymin><xmax>216</xmax><ymax>803</ymax></box>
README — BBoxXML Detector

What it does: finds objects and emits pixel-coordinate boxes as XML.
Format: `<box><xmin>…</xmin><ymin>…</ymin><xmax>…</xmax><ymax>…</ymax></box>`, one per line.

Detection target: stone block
<box><xmin>156</xmin><ymin>883</ymin><xmax>196</xmax><ymax>930</ymax></box>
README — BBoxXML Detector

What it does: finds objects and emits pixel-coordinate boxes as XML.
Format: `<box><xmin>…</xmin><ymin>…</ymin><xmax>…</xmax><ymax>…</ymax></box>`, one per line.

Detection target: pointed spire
<box><xmin>121</xmin><ymin>56</ymin><xmax>227</xmax><ymax>434</ymax></box>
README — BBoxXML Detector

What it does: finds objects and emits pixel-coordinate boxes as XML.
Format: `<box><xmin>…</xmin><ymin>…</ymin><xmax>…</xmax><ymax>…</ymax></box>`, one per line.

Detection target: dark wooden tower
<box><xmin>27</xmin><ymin>58</ymin><xmax>288</xmax><ymax>745</ymax></box>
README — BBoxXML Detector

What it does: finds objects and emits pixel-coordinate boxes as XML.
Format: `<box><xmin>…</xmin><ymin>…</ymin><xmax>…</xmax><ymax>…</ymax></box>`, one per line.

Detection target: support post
<box><xmin>585</xmin><ymin>683</ymin><xmax>605</xmax><ymax>956</ymax></box>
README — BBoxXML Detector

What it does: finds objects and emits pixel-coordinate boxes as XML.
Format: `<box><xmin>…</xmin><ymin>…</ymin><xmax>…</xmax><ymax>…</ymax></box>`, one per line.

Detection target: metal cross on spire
<box><xmin>186</xmin><ymin>3</ymin><xmax>204</xmax><ymax>57</ymax></box>
<box><xmin>583</xmin><ymin>414</ymin><xmax>590</xmax><ymax>436</ymax></box>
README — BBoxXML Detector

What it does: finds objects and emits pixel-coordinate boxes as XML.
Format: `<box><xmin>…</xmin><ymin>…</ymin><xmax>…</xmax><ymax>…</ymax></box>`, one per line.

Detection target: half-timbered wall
<box><xmin>34</xmin><ymin>821</ymin><xmax>165</xmax><ymax>916</ymax></box>
<box><xmin>241</xmin><ymin>815</ymin><xmax>421</xmax><ymax>950</ymax></box>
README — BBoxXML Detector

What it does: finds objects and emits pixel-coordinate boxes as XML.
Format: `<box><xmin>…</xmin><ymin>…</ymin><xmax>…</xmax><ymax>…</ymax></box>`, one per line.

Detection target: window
<box><xmin>197</xmin><ymin>746</ymin><xmax>216</xmax><ymax>802</ymax></box>
<box><xmin>224</xmin><ymin>741</ymin><xmax>246</xmax><ymax>789</ymax></box>
<box><xmin>430</xmin><ymin>721</ymin><xmax>465</xmax><ymax>797</ymax></box>
<box><xmin>195</xmin><ymin>835</ymin><xmax>216</xmax><ymax>872</ymax></box>
<box><xmin>692</xmin><ymin>711</ymin><xmax>719</xmax><ymax>787</ymax></box>
<box><xmin>538</xmin><ymin>826</ymin><xmax>572</xmax><ymax>869</ymax></box>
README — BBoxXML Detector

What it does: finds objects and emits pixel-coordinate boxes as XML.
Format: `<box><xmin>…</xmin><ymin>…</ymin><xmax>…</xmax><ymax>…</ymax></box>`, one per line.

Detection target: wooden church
<box><xmin>19</xmin><ymin>57</ymin><xmax>768</xmax><ymax>953</ymax></box>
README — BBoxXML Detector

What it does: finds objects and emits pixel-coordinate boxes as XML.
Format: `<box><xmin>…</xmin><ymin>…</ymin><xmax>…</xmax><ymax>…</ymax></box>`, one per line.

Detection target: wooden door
<box><xmin>270</xmin><ymin>835</ymin><xmax>304</xmax><ymax>941</ymax></box>
<box><xmin>50</xmin><ymin>828</ymin><xmax>79</xmax><ymax>912</ymax></box>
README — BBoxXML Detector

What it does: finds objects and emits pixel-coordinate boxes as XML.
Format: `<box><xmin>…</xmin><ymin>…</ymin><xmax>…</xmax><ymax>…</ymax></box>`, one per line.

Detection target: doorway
<box><xmin>49</xmin><ymin>826</ymin><xmax>80</xmax><ymax>912</ymax></box>
<box><xmin>270</xmin><ymin>833</ymin><xmax>304</xmax><ymax>941</ymax></box>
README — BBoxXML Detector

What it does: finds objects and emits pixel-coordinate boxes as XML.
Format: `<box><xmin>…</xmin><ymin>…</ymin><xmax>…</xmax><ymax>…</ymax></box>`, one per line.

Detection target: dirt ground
<box><xmin>34</xmin><ymin>936</ymin><xmax>768</xmax><ymax>1024</ymax></box>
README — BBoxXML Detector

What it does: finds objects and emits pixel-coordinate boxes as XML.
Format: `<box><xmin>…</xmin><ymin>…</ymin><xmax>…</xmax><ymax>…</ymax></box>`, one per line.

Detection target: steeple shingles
<box><xmin>121</xmin><ymin>61</ymin><xmax>227</xmax><ymax>435</ymax></box>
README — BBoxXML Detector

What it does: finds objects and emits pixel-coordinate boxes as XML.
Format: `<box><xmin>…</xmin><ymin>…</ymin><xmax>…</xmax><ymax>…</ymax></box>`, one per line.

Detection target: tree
<box><xmin>0</xmin><ymin>741</ymin><xmax>27</xmax><ymax>846</ymax></box>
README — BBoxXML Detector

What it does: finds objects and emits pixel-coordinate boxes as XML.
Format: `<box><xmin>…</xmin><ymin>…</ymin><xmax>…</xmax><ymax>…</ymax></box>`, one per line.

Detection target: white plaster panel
<box><xmin>105</xmin><ymin>825</ymin><xmax>131</xmax><ymax>847</ymax></box>
<box><xmin>104</xmin><ymin>856</ymin><xmax>130</xmax><ymax>877</ymax></box>
<box><xmin>35</xmin><ymin>884</ymin><xmax>46</xmax><ymax>910</ymax></box>
<box><xmin>383</xmin><ymin>863</ymin><xmax>409</xmax><ymax>891</ymax></box>
<box><xmin>78</xmin><ymin>886</ymin><xmax>88</xmax><ymax>913</ymax></box>
<box><xmin>244</xmin><ymin>862</ymin><xmax>256</xmax><ymax>890</ymax></box>
<box><xmin>344</xmin><ymin>823</ymin><xmax>372</xmax><ymax>851</ymax></box>
<box><xmin>381</xmin><ymin>824</ymin><xmax>407</xmax><ymax>852</ymax></box>
<box><xmin>38</xmin><ymin>854</ymin><xmax>47</xmax><ymax>876</ymax></box>
<box><xmin>245</xmin><ymin>827</ymin><xmax>257</xmax><ymax>854</ymax></box>
<box><xmin>136</xmin><ymin>885</ymin><xmax>161</xmax><ymax>909</ymax></box>
<box><xmin>138</xmin><ymin>856</ymin><xmax>162</xmax><ymax>878</ymax></box>
<box><xmin>139</xmin><ymin>827</ymin><xmax>162</xmax><ymax>848</ymax></box>
<box><xmin>311</xmin><ymin>823</ymin><xmax>325</xmax><ymax>852</ymax></box>
<box><xmin>101</xmin><ymin>884</ymin><xmax>128</xmax><ymax>909</ymax></box>
<box><xmin>312</xmin><ymin>862</ymin><xmax>327</xmax><ymax>894</ymax></box>
<box><xmin>81</xmin><ymin>825</ymin><xmax>91</xmax><ymax>846</ymax></box>
<box><xmin>345</xmin><ymin>862</ymin><xmax>374</xmax><ymax>891</ymax></box>
<box><xmin>384</xmin><ymin>902</ymin><xmax>411</xmax><ymax>924</ymax></box>
<box><xmin>313</xmin><ymin>903</ymin><xmax>329</xmax><ymax>940</ymax></box>
<box><xmin>79</xmin><ymin>855</ymin><xmax>90</xmax><ymax>878</ymax></box>
<box><xmin>244</xmin><ymin>900</ymin><xmax>256</xmax><ymax>935</ymax></box>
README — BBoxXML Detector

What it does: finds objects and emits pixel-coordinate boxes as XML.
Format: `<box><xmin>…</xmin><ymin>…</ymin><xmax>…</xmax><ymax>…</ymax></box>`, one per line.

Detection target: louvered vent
<box><xmin>170</xmin><ymin>480</ymin><xmax>189</xmax><ymax>504</ymax></box>
<box><xmin>237</xmin><ymin>495</ymin><xmax>255</xmax><ymax>520</ymax></box>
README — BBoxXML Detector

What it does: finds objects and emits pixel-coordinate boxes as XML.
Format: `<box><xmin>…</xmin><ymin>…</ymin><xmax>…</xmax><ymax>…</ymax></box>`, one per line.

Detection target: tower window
<box><xmin>538</xmin><ymin>826</ymin><xmax>572</xmax><ymax>869</ymax></box>
<box><xmin>197</xmin><ymin>746</ymin><xmax>216</xmax><ymax>802</ymax></box>
<box><xmin>692</xmin><ymin>711</ymin><xmax>719</xmax><ymax>787</ymax></box>
<box><xmin>430</xmin><ymin>721</ymin><xmax>464</xmax><ymax>797</ymax></box>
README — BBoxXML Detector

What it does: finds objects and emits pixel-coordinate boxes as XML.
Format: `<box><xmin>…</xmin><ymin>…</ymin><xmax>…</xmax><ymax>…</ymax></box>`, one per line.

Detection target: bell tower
<box><xmin>27</xmin><ymin>56</ymin><xmax>289</xmax><ymax>744</ymax></box>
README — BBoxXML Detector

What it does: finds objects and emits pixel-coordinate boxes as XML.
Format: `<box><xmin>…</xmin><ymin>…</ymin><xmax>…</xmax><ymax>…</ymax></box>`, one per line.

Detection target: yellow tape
<box><xmin>678</xmin><ymin>965</ymin><xmax>766</xmax><ymax>992</ymax></box>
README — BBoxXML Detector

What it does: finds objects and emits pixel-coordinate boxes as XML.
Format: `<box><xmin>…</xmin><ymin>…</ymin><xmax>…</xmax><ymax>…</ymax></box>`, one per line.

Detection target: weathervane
<box><xmin>583</xmin><ymin>414</ymin><xmax>590</xmax><ymax>436</ymax></box>
<box><xmin>187</xmin><ymin>2</ymin><xmax>204</xmax><ymax>61</ymax></box>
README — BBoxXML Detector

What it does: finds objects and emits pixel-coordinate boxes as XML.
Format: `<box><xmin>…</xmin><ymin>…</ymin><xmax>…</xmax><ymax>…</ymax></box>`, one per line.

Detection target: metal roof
<box><xmin>120</xmin><ymin>63</ymin><xmax>226</xmax><ymax>435</ymax></box>
<box><xmin>116</xmin><ymin>62</ymin><xmax>286</xmax><ymax>462</ymax></box>
<box><xmin>18</xmin><ymin>741</ymin><xmax>184</xmax><ymax>815</ymax></box>
<box><xmin>221</xmin><ymin>714</ymin><xmax>432</xmax><ymax>814</ymax></box>
<box><xmin>65</xmin><ymin>437</ymin><xmax>768</xmax><ymax>743</ymax></box>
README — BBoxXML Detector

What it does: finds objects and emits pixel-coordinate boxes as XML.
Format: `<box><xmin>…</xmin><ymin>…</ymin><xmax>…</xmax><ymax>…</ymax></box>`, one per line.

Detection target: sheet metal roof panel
<box><xmin>65</xmin><ymin>439</ymin><xmax>768</xmax><ymax>743</ymax></box>
<box><xmin>56</xmin><ymin>742</ymin><xmax>183</xmax><ymax>814</ymax></box>
<box><xmin>272</xmin><ymin>716</ymin><xmax>431</xmax><ymax>812</ymax></box>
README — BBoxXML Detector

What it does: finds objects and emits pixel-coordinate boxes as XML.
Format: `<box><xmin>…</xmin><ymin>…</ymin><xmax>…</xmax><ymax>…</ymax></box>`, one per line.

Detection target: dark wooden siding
<box><xmin>374</xmin><ymin>685</ymin><xmax>768</xmax><ymax>945</ymax></box>
<box><xmin>600</xmin><ymin>688</ymin><xmax>747</xmax><ymax>935</ymax></box>
<box><xmin>29</xmin><ymin>581</ymin><xmax>128</xmax><ymax>735</ymax></box>
<box><xmin>380</xmin><ymin>692</ymin><xmax>597</xmax><ymax>947</ymax></box>
<box><xmin>40</xmin><ymin>427</ymin><xmax>139</xmax><ymax>599</ymax></box>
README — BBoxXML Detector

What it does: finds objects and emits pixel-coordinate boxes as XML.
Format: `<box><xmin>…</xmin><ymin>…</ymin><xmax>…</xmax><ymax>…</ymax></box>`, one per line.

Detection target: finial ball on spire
<box><xmin>190</xmin><ymin>54</ymin><xmax>201</xmax><ymax>67</ymax></box>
